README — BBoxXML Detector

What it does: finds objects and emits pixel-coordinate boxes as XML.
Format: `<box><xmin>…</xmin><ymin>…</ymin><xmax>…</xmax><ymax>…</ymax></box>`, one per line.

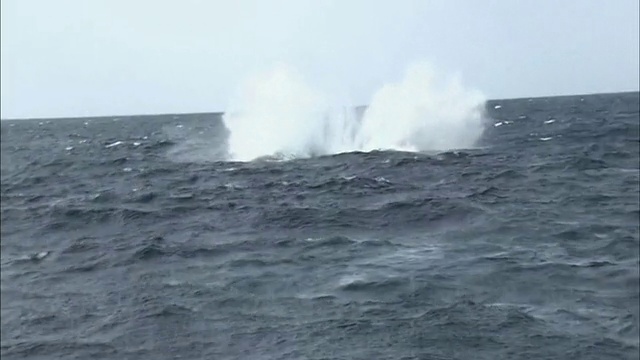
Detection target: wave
<box><xmin>222</xmin><ymin>62</ymin><xmax>486</xmax><ymax>161</ymax></box>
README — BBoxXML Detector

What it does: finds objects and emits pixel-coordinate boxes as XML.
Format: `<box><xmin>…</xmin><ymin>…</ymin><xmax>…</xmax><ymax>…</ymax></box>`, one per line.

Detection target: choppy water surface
<box><xmin>1</xmin><ymin>92</ymin><xmax>639</xmax><ymax>359</ymax></box>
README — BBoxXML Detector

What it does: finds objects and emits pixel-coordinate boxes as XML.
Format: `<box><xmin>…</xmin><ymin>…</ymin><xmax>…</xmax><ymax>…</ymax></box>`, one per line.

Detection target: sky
<box><xmin>1</xmin><ymin>0</ymin><xmax>639</xmax><ymax>119</ymax></box>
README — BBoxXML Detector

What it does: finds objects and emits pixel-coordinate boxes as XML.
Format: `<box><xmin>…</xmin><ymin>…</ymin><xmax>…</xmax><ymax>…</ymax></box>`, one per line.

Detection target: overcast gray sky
<box><xmin>1</xmin><ymin>0</ymin><xmax>638</xmax><ymax>119</ymax></box>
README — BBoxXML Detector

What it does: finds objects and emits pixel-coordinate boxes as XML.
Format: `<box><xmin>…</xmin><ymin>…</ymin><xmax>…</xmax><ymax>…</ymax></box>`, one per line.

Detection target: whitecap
<box><xmin>28</xmin><ymin>251</ymin><xmax>50</xmax><ymax>261</ymax></box>
<box><xmin>164</xmin><ymin>279</ymin><xmax>182</xmax><ymax>286</ymax></box>
<box><xmin>494</xmin><ymin>122</ymin><xmax>503</xmax><ymax>127</ymax></box>
<box><xmin>614</xmin><ymin>168</ymin><xmax>637</xmax><ymax>173</ymax></box>
<box><xmin>544</xmin><ymin>119</ymin><xmax>556</xmax><ymax>124</ymax></box>
<box><xmin>105</xmin><ymin>141</ymin><xmax>123</xmax><ymax>148</ymax></box>
<box><xmin>338</xmin><ymin>274</ymin><xmax>366</xmax><ymax>288</ymax></box>
<box><xmin>539</xmin><ymin>137</ymin><xmax>553</xmax><ymax>141</ymax></box>
<box><xmin>224</xmin><ymin>183</ymin><xmax>244</xmax><ymax>190</ymax></box>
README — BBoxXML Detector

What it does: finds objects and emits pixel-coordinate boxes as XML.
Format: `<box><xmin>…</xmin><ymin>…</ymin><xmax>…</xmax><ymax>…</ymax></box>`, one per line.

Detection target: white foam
<box><xmin>615</xmin><ymin>168</ymin><xmax>637</xmax><ymax>173</ymax></box>
<box><xmin>105</xmin><ymin>141</ymin><xmax>123</xmax><ymax>148</ymax></box>
<box><xmin>376</xmin><ymin>246</ymin><xmax>444</xmax><ymax>267</ymax></box>
<box><xmin>539</xmin><ymin>137</ymin><xmax>553</xmax><ymax>141</ymax></box>
<box><xmin>224</xmin><ymin>183</ymin><xmax>244</xmax><ymax>190</ymax></box>
<box><xmin>544</xmin><ymin>119</ymin><xmax>556</xmax><ymax>124</ymax></box>
<box><xmin>494</xmin><ymin>122</ymin><xmax>503</xmax><ymax>127</ymax></box>
<box><xmin>338</xmin><ymin>274</ymin><xmax>366</xmax><ymax>287</ymax></box>
<box><xmin>133</xmin><ymin>142</ymin><xmax>141</xmax><ymax>146</ymax></box>
<box><xmin>494</xmin><ymin>105</ymin><xmax>502</xmax><ymax>109</ymax></box>
<box><xmin>222</xmin><ymin>62</ymin><xmax>485</xmax><ymax>161</ymax></box>
<box><xmin>65</xmin><ymin>146</ymin><xmax>74</xmax><ymax>151</ymax></box>
<box><xmin>28</xmin><ymin>251</ymin><xmax>50</xmax><ymax>261</ymax></box>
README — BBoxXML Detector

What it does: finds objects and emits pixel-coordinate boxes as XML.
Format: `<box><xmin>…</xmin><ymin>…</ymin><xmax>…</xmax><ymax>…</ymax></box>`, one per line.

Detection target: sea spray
<box><xmin>223</xmin><ymin>61</ymin><xmax>486</xmax><ymax>161</ymax></box>
<box><xmin>357</xmin><ymin>62</ymin><xmax>485</xmax><ymax>152</ymax></box>
<box><xmin>223</xmin><ymin>64</ymin><xmax>327</xmax><ymax>161</ymax></box>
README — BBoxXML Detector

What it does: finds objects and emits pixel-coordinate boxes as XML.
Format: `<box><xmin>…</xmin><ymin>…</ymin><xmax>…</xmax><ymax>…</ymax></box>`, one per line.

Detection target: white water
<box><xmin>223</xmin><ymin>62</ymin><xmax>486</xmax><ymax>161</ymax></box>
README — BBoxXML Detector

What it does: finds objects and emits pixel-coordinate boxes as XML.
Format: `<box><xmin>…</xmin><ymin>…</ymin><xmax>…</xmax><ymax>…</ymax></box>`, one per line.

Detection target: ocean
<box><xmin>1</xmin><ymin>91</ymin><xmax>639</xmax><ymax>359</ymax></box>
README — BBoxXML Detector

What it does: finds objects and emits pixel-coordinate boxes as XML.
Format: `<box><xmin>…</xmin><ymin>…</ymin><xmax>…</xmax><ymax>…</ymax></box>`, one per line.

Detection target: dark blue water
<box><xmin>1</xmin><ymin>92</ymin><xmax>639</xmax><ymax>359</ymax></box>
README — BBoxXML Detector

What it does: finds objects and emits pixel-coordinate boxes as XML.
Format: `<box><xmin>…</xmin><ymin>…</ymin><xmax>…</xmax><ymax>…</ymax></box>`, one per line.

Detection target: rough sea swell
<box><xmin>1</xmin><ymin>91</ymin><xmax>639</xmax><ymax>359</ymax></box>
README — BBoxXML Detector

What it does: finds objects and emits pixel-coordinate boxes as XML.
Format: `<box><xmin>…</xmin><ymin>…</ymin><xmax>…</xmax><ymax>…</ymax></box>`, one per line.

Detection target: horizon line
<box><xmin>2</xmin><ymin>90</ymin><xmax>638</xmax><ymax>122</ymax></box>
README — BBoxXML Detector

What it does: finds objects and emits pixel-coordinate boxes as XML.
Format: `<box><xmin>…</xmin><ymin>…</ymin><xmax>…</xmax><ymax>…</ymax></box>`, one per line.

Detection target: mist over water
<box><xmin>223</xmin><ymin>62</ymin><xmax>486</xmax><ymax>161</ymax></box>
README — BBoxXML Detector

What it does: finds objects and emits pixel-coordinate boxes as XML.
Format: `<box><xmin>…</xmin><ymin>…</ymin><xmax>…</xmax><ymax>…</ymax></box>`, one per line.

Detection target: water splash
<box><xmin>356</xmin><ymin>63</ymin><xmax>485</xmax><ymax>152</ymax></box>
<box><xmin>223</xmin><ymin>61</ymin><xmax>486</xmax><ymax>161</ymax></box>
<box><xmin>223</xmin><ymin>64</ymin><xmax>327</xmax><ymax>161</ymax></box>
